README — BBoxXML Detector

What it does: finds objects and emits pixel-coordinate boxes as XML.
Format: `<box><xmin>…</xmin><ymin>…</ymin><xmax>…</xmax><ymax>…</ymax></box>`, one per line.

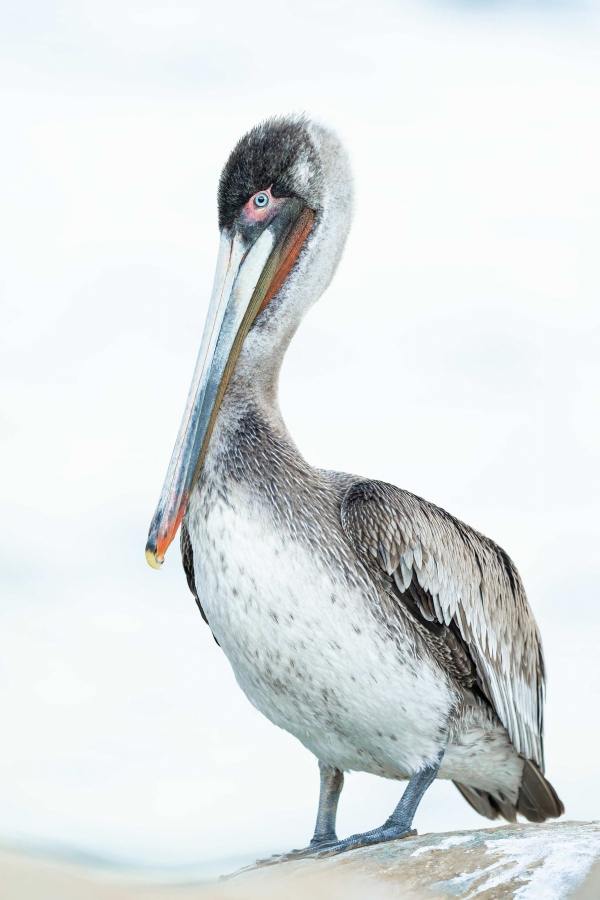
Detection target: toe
<box><xmin>255</xmin><ymin>844</ymin><xmax>326</xmax><ymax>867</ymax></box>
<box><xmin>279</xmin><ymin>848</ymin><xmax>312</xmax><ymax>862</ymax></box>
<box><xmin>314</xmin><ymin>826</ymin><xmax>417</xmax><ymax>858</ymax></box>
<box><xmin>254</xmin><ymin>852</ymin><xmax>291</xmax><ymax>867</ymax></box>
<box><xmin>248</xmin><ymin>828</ymin><xmax>418</xmax><ymax>869</ymax></box>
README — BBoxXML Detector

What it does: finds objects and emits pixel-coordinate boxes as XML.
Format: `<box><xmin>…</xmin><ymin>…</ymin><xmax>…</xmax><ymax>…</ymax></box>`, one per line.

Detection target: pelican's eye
<box><xmin>253</xmin><ymin>192</ymin><xmax>269</xmax><ymax>208</ymax></box>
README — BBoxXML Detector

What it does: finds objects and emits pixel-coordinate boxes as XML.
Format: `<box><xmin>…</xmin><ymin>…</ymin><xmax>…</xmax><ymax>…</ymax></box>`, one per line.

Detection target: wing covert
<box><xmin>340</xmin><ymin>479</ymin><xmax>545</xmax><ymax>768</ymax></box>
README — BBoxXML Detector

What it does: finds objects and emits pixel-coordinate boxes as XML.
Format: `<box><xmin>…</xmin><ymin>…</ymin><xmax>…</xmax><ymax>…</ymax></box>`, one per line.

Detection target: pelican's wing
<box><xmin>180</xmin><ymin>520</ymin><xmax>220</xmax><ymax>645</ymax></box>
<box><xmin>340</xmin><ymin>479</ymin><xmax>545</xmax><ymax>767</ymax></box>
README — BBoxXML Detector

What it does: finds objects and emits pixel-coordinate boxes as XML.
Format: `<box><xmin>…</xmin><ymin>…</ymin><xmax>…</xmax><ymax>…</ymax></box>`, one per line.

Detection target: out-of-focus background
<box><xmin>1</xmin><ymin>0</ymin><xmax>599</xmax><ymax>878</ymax></box>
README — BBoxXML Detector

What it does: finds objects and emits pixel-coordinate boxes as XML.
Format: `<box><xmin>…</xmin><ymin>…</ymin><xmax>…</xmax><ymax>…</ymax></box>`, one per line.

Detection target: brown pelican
<box><xmin>146</xmin><ymin>115</ymin><xmax>563</xmax><ymax>862</ymax></box>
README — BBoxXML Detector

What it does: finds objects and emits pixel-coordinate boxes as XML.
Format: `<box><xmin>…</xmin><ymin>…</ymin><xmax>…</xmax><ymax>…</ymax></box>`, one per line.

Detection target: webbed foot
<box><xmin>312</xmin><ymin>823</ymin><xmax>417</xmax><ymax>857</ymax></box>
<box><xmin>253</xmin><ymin>837</ymin><xmax>339</xmax><ymax>867</ymax></box>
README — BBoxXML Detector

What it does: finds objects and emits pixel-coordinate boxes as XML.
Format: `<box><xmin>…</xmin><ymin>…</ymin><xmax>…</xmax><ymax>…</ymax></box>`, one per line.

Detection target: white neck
<box><xmin>226</xmin><ymin>120</ymin><xmax>354</xmax><ymax>422</ymax></box>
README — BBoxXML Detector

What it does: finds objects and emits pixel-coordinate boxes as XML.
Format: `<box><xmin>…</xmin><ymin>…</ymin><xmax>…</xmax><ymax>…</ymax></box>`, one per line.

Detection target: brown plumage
<box><xmin>341</xmin><ymin>478</ymin><xmax>564</xmax><ymax>820</ymax></box>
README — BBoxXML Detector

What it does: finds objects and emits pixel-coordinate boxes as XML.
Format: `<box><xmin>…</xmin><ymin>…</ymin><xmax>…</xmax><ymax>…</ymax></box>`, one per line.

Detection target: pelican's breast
<box><xmin>185</xmin><ymin>474</ymin><xmax>456</xmax><ymax>777</ymax></box>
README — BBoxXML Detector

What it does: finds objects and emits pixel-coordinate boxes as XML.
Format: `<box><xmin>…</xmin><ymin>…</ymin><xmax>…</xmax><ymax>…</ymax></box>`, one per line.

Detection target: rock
<box><xmin>1</xmin><ymin>822</ymin><xmax>599</xmax><ymax>900</ymax></box>
<box><xmin>575</xmin><ymin>858</ymin><xmax>600</xmax><ymax>900</ymax></box>
<box><xmin>227</xmin><ymin>821</ymin><xmax>600</xmax><ymax>899</ymax></box>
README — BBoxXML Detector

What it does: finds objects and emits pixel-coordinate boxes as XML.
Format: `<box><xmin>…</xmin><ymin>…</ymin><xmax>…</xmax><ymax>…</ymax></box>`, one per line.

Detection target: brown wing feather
<box><xmin>180</xmin><ymin>520</ymin><xmax>220</xmax><ymax>646</ymax></box>
<box><xmin>341</xmin><ymin>479</ymin><xmax>545</xmax><ymax>768</ymax></box>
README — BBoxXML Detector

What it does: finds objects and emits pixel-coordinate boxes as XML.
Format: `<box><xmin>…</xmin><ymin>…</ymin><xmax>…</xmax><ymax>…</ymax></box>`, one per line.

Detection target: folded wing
<box><xmin>340</xmin><ymin>480</ymin><xmax>545</xmax><ymax>768</ymax></box>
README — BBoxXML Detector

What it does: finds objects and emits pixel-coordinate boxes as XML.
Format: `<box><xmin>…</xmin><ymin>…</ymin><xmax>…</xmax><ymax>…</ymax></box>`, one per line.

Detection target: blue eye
<box><xmin>254</xmin><ymin>192</ymin><xmax>269</xmax><ymax>208</ymax></box>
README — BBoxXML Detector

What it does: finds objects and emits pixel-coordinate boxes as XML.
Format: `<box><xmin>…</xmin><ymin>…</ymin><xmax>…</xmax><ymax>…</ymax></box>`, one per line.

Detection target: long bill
<box><xmin>146</xmin><ymin>199</ymin><xmax>314</xmax><ymax>569</ymax></box>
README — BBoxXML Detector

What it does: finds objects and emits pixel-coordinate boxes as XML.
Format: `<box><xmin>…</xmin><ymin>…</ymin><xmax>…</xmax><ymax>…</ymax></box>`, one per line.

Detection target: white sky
<box><xmin>1</xmin><ymin>0</ymin><xmax>599</xmax><ymax>875</ymax></box>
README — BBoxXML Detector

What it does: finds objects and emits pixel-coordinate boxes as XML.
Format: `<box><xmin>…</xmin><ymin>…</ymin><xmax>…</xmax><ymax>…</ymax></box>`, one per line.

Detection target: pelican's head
<box><xmin>146</xmin><ymin>114</ymin><xmax>353</xmax><ymax>569</ymax></box>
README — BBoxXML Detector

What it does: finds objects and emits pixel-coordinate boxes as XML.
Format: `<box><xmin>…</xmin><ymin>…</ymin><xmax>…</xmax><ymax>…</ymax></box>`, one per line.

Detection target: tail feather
<box><xmin>517</xmin><ymin>759</ymin><xmax>564</xmax><ymax>822</ymax></box>
<box><xmin>455</xmin><ymin>761</ymin><xmax>563</xmax><ymax>824</ymax></box>
<box><xmin>454</xmin><ymin>782</ymin><xmax>517</xmax><ymax>823</ymax></box>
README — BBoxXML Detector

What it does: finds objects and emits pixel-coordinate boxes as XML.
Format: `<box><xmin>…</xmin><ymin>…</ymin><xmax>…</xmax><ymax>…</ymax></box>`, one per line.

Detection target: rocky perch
<box><xmin>1</xmin><ymin>821</ymin><xmax>599</xmax><ymax>899</ymax></box>
<box><xmin>228</xmin><ymin>822</ymin><xmax>600</xmax><ymax>899</ymax></box>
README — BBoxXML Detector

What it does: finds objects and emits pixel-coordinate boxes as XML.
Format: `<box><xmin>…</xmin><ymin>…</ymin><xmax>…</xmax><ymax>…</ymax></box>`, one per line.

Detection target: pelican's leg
<box><xmin>253</xmin><ymin>761</ymin><xmax>344</xmax><ymax>867</ymax></box>
<box><xmin>310</xmin><ymin>761</ymin><xmax>345</xmax><ymax>846</ymax></box>
<box><xmin>313</xmin><ymin>751</ymin><xmax>444</xmax><ymax>858</ymax></box>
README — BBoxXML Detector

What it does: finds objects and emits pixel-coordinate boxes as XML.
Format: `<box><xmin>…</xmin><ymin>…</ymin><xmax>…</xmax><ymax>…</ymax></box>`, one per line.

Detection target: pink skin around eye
<box><xmin>240</xmin><ymin>187</ymin><xmax>286</xmax><ymax>225</ymax></box>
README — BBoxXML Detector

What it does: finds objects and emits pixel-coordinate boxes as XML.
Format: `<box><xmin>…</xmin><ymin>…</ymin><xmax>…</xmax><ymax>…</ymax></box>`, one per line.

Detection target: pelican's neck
<box><xmin>214</xmin><ymin>119</ymin><xmax>353</xmax><ymax>463</ymax></box>
<box><xmin>200</xmin><ymin>321</ymin><xmax>304</xmax><ymax>497</ymax></box>
<box><xmin>219</xmin><ymin>303</ymin><xmax>300</xmax><ymax>441</ymax></box>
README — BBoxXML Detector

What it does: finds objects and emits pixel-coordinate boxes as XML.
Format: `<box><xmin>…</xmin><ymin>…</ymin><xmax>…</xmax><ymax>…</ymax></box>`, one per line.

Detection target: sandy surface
<box><xmin>1</xmin><ymin>822</ymin><xmax>599</xmax><ymax>900</ymax></box>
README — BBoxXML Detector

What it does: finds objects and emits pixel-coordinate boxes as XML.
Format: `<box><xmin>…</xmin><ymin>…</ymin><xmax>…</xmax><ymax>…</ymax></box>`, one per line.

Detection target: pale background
<box><xmin>1</xmin><ymin>0</ymin><xmax>599</xmax><ymax>876</ymax></box>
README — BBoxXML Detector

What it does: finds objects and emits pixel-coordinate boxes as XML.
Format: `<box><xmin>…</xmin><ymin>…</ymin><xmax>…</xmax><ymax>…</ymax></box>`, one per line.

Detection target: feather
<box><xmin>341</xmin><ymin>479</ymin><xmax>546</xmax><ymax>769</ymax></box>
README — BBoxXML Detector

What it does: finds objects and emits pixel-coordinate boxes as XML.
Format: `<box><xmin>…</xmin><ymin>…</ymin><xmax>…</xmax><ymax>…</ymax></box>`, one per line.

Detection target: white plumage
<box><xmin>150</xmin><ymin>114</ymin><xmax>562</xmax><ymax>857</ymax></box>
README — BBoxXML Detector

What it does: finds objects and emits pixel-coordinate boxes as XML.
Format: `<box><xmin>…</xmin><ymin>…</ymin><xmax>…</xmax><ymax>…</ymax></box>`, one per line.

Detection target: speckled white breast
<box><xmin>186</xmin><ymin>481</ymin><xmax>456</xmax><ymax>778</ymax></box>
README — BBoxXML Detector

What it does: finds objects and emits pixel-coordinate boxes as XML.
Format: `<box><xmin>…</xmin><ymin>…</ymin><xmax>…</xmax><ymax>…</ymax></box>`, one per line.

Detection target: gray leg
<box><xmin>310</xmin><ymin>761</ymin><xmax>344</xmax><ymax>845</ymax></box>
<box><xmin>313</xmin><ymin>751</ymin><xmax>444</xmax><ymax>858</ymax></box>
<box><xmin>253</xmin><ymin>760</ymin><xmax>344</xmax><ymax>867</ymax></box>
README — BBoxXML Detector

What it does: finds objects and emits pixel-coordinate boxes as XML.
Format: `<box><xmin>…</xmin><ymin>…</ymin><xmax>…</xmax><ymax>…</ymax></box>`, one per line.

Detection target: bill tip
<box><xmin>145</xmin><ymin>543</ymin><xmax>164</xmax><ymax>570</ymax></box>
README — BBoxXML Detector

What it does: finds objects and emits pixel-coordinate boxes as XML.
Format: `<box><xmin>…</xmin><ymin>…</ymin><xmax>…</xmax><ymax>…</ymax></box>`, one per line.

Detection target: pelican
<box><xmin>146</xmin><ymin>115</ymin><xmax>563</xmax><ymax>861</ymax></box>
